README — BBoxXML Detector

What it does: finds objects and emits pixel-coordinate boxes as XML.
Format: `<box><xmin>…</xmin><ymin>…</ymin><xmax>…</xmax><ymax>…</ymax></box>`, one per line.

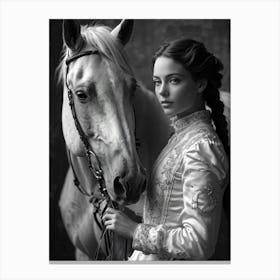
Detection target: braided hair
<box><xmin>152</xmin><ymin>39</ymin><xmax>230</xmax><ymax>155</ymax></box>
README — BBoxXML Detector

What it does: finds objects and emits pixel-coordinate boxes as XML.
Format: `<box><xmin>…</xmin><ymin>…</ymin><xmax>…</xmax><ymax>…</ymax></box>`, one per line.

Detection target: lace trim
<box><xmin>170</xmin><ymin>110</ymin><xmax>211</xmax><ymax>132</ymax></box>
<box><xmin>133</xmin><ymin>224</ymin><xmax>157</xmax><ymax>253</ymax></box>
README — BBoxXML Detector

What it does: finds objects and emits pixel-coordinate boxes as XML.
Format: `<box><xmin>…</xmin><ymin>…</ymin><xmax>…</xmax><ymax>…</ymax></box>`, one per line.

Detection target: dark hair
<box><xmin>153</xmin><ymin>38</ymin><xmax>229</xmax><ymax>155</ymax></box>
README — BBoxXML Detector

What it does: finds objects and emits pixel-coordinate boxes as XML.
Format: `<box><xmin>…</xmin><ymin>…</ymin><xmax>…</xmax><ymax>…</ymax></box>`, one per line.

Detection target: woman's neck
<box><xmin>174</xmin><ymin>103</ymin><xmax>206</xmax><ymax>121</ymax></box>
<box><xmin>170</xmin><ymin>109</ymin><xmax>211</xmax><ymax>132</ymax></box>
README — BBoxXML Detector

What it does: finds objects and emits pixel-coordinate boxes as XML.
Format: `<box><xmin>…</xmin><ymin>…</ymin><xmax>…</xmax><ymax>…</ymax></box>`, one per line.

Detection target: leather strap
<box><xmin>66</xmin><ymin>50</ymin><xmax>99</xmax><ymax>66</ymax></box>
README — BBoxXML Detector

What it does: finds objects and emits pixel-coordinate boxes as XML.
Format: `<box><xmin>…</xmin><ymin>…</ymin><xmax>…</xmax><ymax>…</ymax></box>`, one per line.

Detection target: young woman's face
<box><xmin>153</xmin><ymin>56</ymin><xmax>203</xmax><ymax>118</ymax></box>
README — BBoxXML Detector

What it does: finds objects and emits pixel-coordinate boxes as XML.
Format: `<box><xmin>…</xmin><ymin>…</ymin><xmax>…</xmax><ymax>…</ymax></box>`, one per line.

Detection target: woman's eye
<box><xmin>75</xmin><ymin>90</ymin><xmax>88</xmax><ymax>101</ymax></box>
<box><xmin>169</xmin><ymin>78</ymin><xmax>180</xmax><ymax>84</ymax></box>
<box><xmin>153</xmin><ymin>80</ymin><xmax>161</xmax><ymax>87</ymax></box>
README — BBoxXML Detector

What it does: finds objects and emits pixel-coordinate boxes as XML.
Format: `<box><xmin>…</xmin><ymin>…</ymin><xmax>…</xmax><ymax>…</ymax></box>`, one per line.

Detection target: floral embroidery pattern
<box><xmin>133</xmin><ymin>224</ymin><xmax>156</xmax><ymax>253</ymax></box>
<box><xmin>145</xmin><ymin>148</ymin><xmax>178</xmax><ymax>224</ymax></box>
<box><xmin>133</xmin><ymin>224</ymin><xmax>193</xmax><ymax>260</ymax></box>
<box><xmin>191</xmin><ymin>185</ymin><xmax>218</xmax><ymax>213</ymax></box>
<box><xmin>133</xmin><ymin>224</ymin><xmax>167</xmax><ymax>255</ymax></box>
<box><xmin>145</xmin><ymin>179</ymin><xmax>164</xmax><ymax>224</ymax></box>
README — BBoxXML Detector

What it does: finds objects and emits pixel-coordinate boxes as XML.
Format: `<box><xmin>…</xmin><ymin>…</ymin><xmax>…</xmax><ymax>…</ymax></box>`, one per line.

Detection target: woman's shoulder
<box><xmin>177</xmin><ymin>122</ymin><xmax>222</xmax><ymax>151</ymax></box>
<box><xmin>174</xmin><ymin>126</ymin><xmax>228</xmax><ymax>184</ymax></box>
<box><xmin>181</xmin><ymin>124</ymin><xmax>228</xmax><ymax>165</ymax></box>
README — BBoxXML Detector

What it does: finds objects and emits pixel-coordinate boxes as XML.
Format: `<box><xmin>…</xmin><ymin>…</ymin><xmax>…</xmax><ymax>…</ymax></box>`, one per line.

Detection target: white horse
<box><xmin>57</xmin><ymin>19</ymin><xmax>230</xmax><ymax>260</ymax></box>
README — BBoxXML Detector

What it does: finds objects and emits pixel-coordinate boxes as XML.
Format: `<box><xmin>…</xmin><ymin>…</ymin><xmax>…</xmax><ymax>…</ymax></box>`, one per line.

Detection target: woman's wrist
<box><xmin>129</xmin><ymin>221</ymin><xmax>140</xmax><ymax>239</ymax></box>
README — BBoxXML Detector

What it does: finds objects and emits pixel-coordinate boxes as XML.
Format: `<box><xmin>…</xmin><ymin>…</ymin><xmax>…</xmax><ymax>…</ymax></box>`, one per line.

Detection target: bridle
<box><xmin>65</xmin><ymin>49</ymin><xmax>110</xmax><ymax>201</ymax></box>
<box><xmin>64</xmin><ymin>48</ymin><xmax>136</xmax><ymax>260</ymax></box>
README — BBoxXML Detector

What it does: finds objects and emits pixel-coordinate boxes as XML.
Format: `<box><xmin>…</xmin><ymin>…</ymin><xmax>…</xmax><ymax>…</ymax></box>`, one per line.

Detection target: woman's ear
<box><xmin>197</xmin><ymin>79</ymin><xmax>208</xmax><ymax>94</ymax></box>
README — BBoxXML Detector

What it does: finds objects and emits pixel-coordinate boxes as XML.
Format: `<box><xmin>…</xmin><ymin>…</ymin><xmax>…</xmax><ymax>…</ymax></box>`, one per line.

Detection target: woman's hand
<box><xmin>102</xmin><ymin>207</ymin><xmax>139</xmax><ymax>239</ymax></box>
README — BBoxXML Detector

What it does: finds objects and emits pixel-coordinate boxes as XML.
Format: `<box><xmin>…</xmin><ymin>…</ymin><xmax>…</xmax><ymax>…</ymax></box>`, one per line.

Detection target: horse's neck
<box><xmin>133</xmin><ymin>85</ymin><xmax>172</xmax><ymax>178</ymax></box>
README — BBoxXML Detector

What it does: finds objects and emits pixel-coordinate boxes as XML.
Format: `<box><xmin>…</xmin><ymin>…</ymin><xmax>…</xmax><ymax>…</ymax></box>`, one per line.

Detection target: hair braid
<box><xmin>204</xmin><ymin>85</ymin><xmax>230</xmax><ymax>156</ymax></box>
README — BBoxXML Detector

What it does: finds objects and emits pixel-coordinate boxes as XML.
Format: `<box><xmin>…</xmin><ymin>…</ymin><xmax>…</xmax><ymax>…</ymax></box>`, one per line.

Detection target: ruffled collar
<box><xmin>170</xmin><ymin>110</ymin><xmax>211</xmax><ymax>132</ymax></box>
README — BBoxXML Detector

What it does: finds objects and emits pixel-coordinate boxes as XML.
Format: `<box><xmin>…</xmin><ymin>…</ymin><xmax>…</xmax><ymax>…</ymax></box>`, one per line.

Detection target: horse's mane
<box><xmin>56</xmin><ymin>23</ymin><xmax>135</xmax><ymax>85</ymax></box>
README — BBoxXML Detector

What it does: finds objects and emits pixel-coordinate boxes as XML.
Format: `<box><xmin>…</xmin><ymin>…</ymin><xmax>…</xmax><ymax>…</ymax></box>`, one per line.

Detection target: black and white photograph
<box><xmin>50</xmin><ymin>19</ymin><xmax>231</xmax><ymax>261</ymax></box>
<box><xmin>1</xmin><ymin>0</ymin><xmax>280</xmax><ymax>279</ymax></box>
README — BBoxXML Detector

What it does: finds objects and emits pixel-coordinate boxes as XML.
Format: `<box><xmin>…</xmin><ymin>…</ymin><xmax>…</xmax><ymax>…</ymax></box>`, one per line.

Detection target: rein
<box><xmin>65</xmin><ymin>49</ymin><xmax>122</xmax><ymax>260</ymax></box>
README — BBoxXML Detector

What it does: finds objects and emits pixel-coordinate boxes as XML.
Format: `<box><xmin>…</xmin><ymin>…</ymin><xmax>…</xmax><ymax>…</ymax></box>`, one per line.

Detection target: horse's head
<box><xmin>58</xmin><ymin>19</ymin><xmax>146</xmax><ymax>204</ymax></box>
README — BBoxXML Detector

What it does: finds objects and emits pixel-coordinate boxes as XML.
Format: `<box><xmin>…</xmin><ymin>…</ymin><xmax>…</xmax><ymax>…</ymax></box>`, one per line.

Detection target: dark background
<box><xmin>50</xmin><ymin>19</ymin><xmax>230</xmax><ymax>260</ymax></box>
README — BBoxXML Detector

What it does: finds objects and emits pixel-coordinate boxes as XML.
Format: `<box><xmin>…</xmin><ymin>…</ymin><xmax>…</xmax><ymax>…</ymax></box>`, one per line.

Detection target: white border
<box><xmin>1</xmin><ymin>0</ymin><xmax>280</xmax><ymax>279</ymax></box>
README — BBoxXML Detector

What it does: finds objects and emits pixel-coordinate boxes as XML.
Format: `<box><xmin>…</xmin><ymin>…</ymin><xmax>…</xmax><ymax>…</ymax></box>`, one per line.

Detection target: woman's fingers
<box><xmin>103</xmin><ymin>213</ymin><xmax>117</xmax><ymax>230</ymax></box>
<box><xmin>103</xmin><ymin>219</ymin><xmax>112</xmax><ymax>227</ymax></box>
<box><xmin>102</xmin><ymin>212</ymin><xmax>114</xmax><ymax>221</ymax></box>
<box><xmin>102</xmin><ymin>208</ymin><xmax>122</xmax><ymax>230</ymax></box>
<box><xmin>101</xmin><ymin>207</ymin><xmax>138</xmax><ymax>238</ymax></box>
<box><xmin>102</xmin><ymin>208</ymin><xmax>119</xmax><ymax>222</ymax></box>
<box><xmin>102</xmin><ymin>208</ymin><xmax>119</xmax><ymax>225</ymax></box>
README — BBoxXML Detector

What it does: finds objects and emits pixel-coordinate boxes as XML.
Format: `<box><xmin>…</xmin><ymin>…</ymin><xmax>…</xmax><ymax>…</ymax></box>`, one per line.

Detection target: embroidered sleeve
<box><xmin>133</xmin><ymin>224</ymin><xmax>162</xmax><ymax>253</ymax></box>
<box><xmin>180</xmin><ymin>139</ymin><xmax>229</xmax><ymax>258</ymax></box>
<box><xmin>132</xmin><ymin>138</ymin><xmax>229</xmax><ymax>260</ymax></box>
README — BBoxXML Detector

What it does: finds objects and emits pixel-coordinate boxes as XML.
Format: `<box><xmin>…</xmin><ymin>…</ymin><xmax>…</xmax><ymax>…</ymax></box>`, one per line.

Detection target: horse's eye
<box><xmin>75</xmin><ymin>90</ymin><xmax>88</xmax><ymax>101</ymax></box>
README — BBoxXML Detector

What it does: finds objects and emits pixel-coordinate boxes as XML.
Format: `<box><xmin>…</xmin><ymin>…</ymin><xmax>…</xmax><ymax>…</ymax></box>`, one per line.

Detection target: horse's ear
<box><xmin>111</xmin><ymin>19</ymin><xmax>133</xmax><ymax>46</ymax></box>
<box><xmin>63</xmin><ymin>20</ymin><xmax>84</xmax><ymax>51</ymax></box>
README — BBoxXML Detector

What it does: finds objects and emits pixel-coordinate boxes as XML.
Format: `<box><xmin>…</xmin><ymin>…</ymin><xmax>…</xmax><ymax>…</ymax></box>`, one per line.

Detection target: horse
<box><xmin>57</xmin><ymin>19</ymin><xmax>172</xmax><ymax>260</ymax></box>
<box><xmin>56</xmin><ymin>19</ymin><xmax>231</xmax><ymax>261</ymax></box>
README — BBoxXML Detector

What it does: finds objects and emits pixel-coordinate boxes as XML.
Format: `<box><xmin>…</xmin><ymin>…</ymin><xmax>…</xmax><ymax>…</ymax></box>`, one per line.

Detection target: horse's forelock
<box><xmin>82</xmin><ymin>24</ymin><xmax>134</xmax><ymax>77</ymax></box>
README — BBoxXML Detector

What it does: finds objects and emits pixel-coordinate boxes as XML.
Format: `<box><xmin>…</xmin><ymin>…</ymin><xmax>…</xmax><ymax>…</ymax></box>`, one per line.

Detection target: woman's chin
<box><xmin>162</xmin><ymin>108</ymin><xmax>174</xmax><ymax>117</ymax></box>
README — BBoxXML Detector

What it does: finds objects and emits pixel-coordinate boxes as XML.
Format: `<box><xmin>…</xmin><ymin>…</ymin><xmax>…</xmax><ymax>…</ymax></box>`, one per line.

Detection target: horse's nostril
<box><xmin>141</xmin><ymin>178</ymin><xmax>147</xmax><ymax>193</ymax></box>
<box><xmin>113</xmin><ymin>176</ymin><xmax>126</xmax><ymax>197</ymax></box>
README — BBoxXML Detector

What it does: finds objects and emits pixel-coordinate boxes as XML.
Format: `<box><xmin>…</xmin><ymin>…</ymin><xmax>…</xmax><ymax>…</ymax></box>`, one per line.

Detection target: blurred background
<box><xmin>50</xmin><ymin>19</ymin><xmax>230</xmax><ymax>260</ymax></box>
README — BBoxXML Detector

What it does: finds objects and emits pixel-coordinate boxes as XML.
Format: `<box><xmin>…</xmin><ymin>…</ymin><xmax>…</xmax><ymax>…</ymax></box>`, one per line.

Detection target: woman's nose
<box><xmin>159</xmin><ymin>83</ymin><xmax>169</xmax><ymax>97</ymax></box>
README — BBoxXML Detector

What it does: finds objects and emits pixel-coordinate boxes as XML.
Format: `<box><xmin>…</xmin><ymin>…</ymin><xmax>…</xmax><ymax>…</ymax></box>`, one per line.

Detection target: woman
<box><xmin>103</xmin><ymin>38</ymin><xmax>230</xmax><ymax>260</ymax></box>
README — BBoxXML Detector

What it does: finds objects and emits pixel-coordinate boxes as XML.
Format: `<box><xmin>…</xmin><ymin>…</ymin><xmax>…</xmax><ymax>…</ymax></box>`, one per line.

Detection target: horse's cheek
<box><xmin>62</xmin><ymin>102</ymin><xmax>84</xmax><ymax>155</ymax></box>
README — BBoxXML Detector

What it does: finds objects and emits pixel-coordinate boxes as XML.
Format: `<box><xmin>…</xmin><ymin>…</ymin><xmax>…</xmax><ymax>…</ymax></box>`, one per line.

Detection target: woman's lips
<box><xmin>161</xmin><ymin>101</ymin><xmax>173</xmax><ymax>107</ymax></box>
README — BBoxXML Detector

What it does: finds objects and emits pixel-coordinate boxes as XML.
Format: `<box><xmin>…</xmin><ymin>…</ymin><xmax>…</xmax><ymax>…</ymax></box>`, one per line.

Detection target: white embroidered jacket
<box><xmin>129</xmin><ymin>110</ymin><xmax>229</xmax><ymax>261</ymax></box>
